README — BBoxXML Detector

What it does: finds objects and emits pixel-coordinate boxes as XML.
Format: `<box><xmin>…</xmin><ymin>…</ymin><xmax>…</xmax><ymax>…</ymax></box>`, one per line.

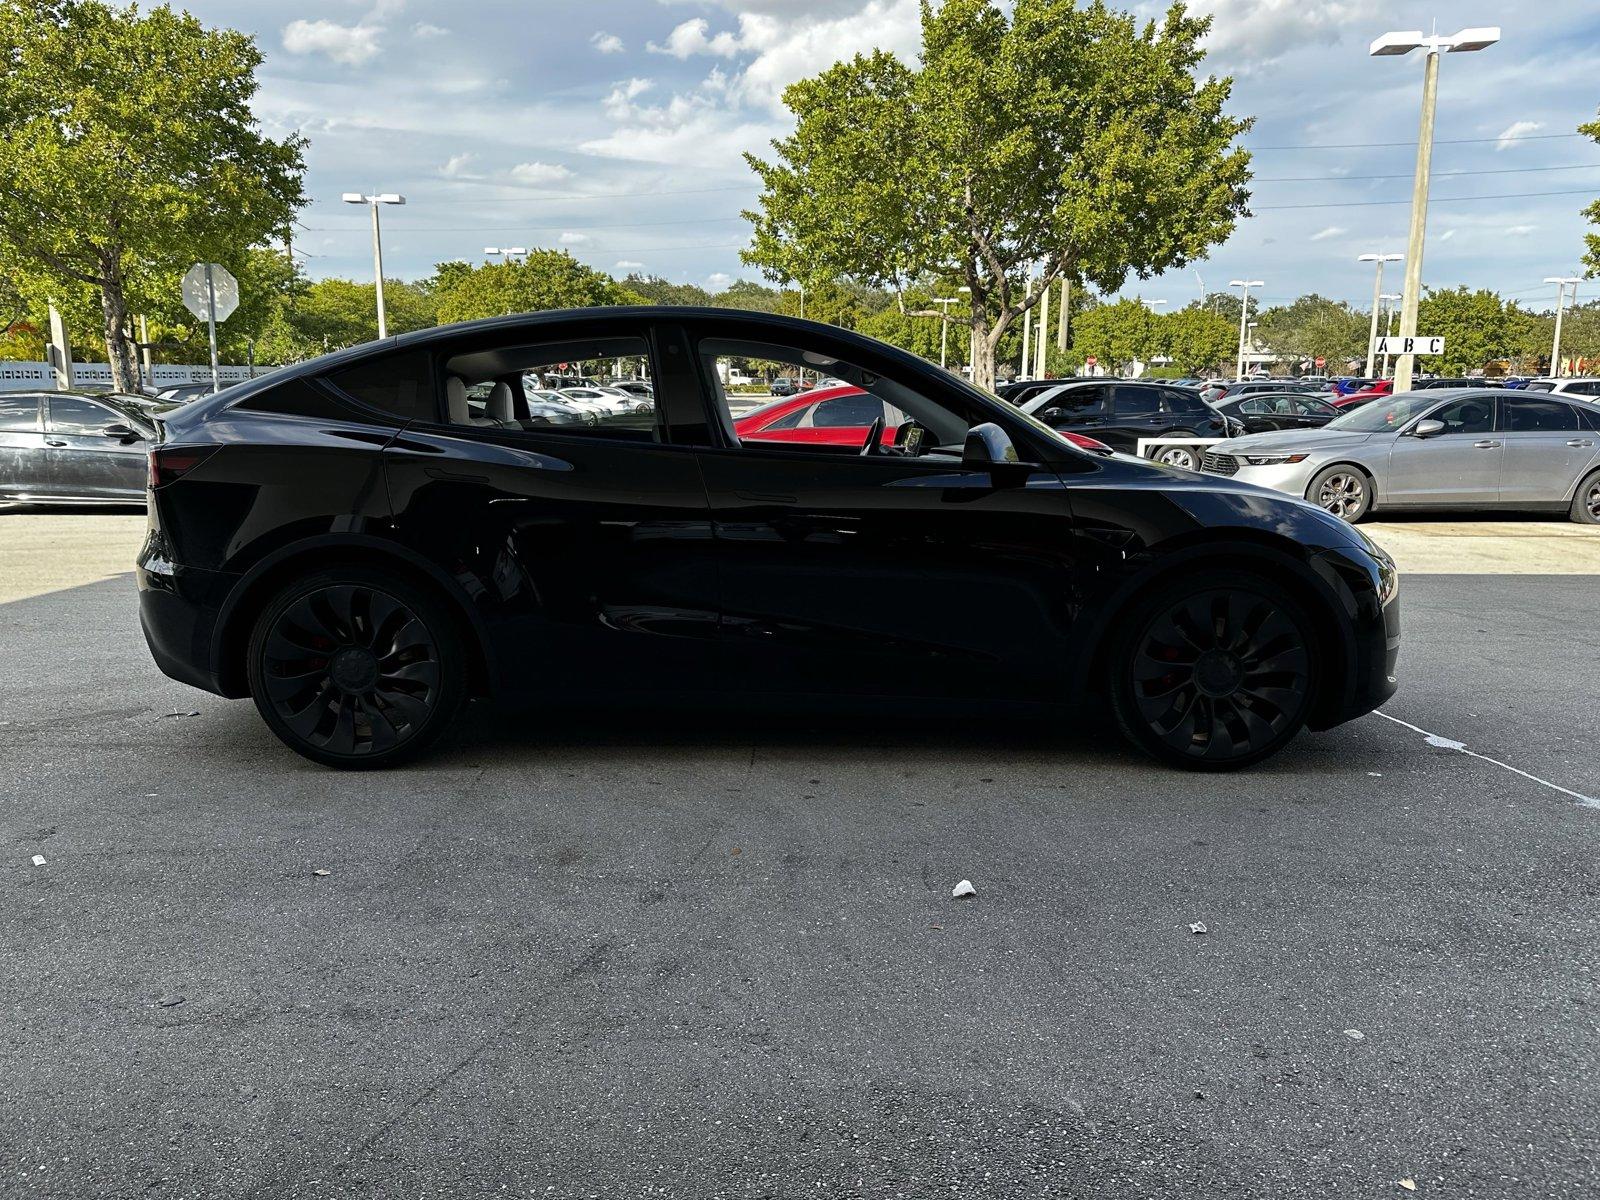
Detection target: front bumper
<box><xmin>1201</xmin><ymin>454</ymin><xmax>1322</xmax><ymax>499</ymax></box>
<box><xmin>1307</xmin><ymin>541</ymin><xmax>1400</xmax><ymax>729</ymax></box>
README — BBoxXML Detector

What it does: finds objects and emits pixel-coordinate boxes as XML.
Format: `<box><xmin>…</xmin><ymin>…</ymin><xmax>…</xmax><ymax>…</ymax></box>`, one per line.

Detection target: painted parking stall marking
<box><xmin>1374</xmin><ymin>710</ymin><xmax>1598</xmax><ymax>809</ymax></box>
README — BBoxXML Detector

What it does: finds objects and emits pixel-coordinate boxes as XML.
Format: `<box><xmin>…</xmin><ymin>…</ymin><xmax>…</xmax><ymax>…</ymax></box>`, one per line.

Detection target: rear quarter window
<box><xmin>326</xmin><ymin>350</ymin><xmax>437</xmax><ymax>422</ymax></box>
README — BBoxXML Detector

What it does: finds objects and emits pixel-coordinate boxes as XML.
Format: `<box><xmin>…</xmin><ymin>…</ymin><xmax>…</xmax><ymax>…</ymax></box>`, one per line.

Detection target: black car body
<box><xmin>1016</xmin><ymin>381</ymin><xmax>1244</xmax><ymax>469</ymax></box>
<box><xmin>996</xmin><ymin>377</ymin><xmax>1095</xmax><ymax>405</ymax></box>
<box><xmin>1412</xmin><ymin>377</ymin><xmax>1495</xmax><ymax>390</ymax></box>
<box><xmin>1211</xmin><ymin>391</ymin><xmax>1341</xmax><ymax>434</ymax></box>
<box><xmin>1</xmin><ymin>390</ymin><xmax>171</xmax><ymax>504</ymax></box>
<box><xmin>138</xmin><ymin>307</ymin><xmax>1399</xmax><ymax>771</ymax></box>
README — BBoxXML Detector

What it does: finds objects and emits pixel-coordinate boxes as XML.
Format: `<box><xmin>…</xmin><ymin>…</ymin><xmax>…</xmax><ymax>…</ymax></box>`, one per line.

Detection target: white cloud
<box><xmin>616</xmin><ymin>260</ymin><xmax>644</xmax><ymax>270</ymax></box>
<box><xmin>591</xmin><ymin>31</ymin><xmax>624</xmax><ymax>55</ymax></box>
<box><xmin>1495</xmin><ymin>120</ymin><xmax>1544</xmax><ymax>150</ymax></box>
<box><xmin>1504</xmin><ymin>224</ymin><xmax>1539</xmax><ymax>237</ymax></box>
<box><xmin>412</xmin><ymin>22</ymin><xmax>449</xmax><ymax>39</ymax></box>
<box><xmin>439</xmin><ymin>152</ymin><xmax>477</xmax><ymax>178</ymax></box>
<box><xmin>1439</xmin><ymin>229</ymin><xmax>1457</xmax><ymax>242</ymax></box>
<box><xmin>1309</xmin><ymin>226</ymin><xmax>1345</xmax><ymax>242</ymax></box>
<box><xmin>1188</xmin><ymin>0</ymin><xmax>1388</xmax><ymax>70</ymax></box>
<box><xmin>282</xmin><ymin>18</ymin><xmax>384</xmax><ymax>66</ymax></box>
<box><xmin>603</xmin><ymin>77</ymin><xmax>655</xmax><ymax>121</ymax></box>
<box><xmin>559</xmin><ymin>231</ymin><xmax>591</xmax><ymax>245</ymax></box>
<box><xmin>509</xmin><ymin>161</ymin><xmax>573</xmax><ymax>185</ymax></box>
<box><xmin>649</xmin><ymin>17</ymin><xmax>747</xmax><ymax>59</ymax></box>
<box><xmin>707</xmin><ymin>271</ymin><xmax>734</xmax><ymax>289</ymax></box>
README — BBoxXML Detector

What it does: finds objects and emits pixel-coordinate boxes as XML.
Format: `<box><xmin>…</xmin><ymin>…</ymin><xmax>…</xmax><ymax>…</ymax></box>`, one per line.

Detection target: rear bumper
<box><xmin>136</xmin><ymin>530</ymin><xmax>232</xmax><ymax>696</ymax></box>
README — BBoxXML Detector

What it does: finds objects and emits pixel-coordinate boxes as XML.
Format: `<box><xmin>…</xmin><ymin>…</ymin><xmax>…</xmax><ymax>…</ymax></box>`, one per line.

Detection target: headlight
<box><xmin>1242</xmin><ymin>453</ymin><xmax>1310</xmax><ymax>465</ymax></box>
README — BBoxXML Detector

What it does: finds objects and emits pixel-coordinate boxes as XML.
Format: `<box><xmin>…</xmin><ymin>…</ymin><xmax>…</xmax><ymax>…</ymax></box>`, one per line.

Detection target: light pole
<box><xmin>1358</xmin><ymin>252</ymin><xmax>1404</xmax><ymax>376</ymax></box>
<box><xmin>484</xmin><ymin>246</ymin><xmax>527</xmax><ymax>263</ymax></box>
<box><xmin>1229</xmin><ymin>279</ymin><xmax>1263</xmax><ymax>380</ymax></box>
<box><xmin>1370</xmin><ymin>25</ymin><xmax>1499</xmax><ymax>392</ymax></box>
<box><xmin>931</xmin><ymin>297</ymin><xmax>959</xmax><ymax>368</ymax></box>
<box><xmin>1378</xmin><ymin>293</ymin><xmax>1401</xmax><ymax>377</ymax></box>
<box><xmin>342</xmin><ymin>192</ymin><xmax>406</xmax><ymax>338</ymax></box>
<box><xmin>1544</xmin><ymin>276</ymin><xmax>1581</xmax><ymax>377</ymax></box>
<box><xmin>958</xmin><ymin>285</ymin><xmax>974</xmax><ymax>378</ymax></box>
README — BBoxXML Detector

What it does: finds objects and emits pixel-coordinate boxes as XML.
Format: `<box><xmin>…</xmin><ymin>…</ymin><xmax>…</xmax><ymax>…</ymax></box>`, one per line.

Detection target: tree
<box><xmin>743</xmin><ymin>0</ymin><xmax>1251</xmax><ymax>389</ymax></box>
<box><xmin>1164</xmin><ymin>306</ymin><xmax>1237</xmax><ymax>374</ymax></box>
<box><xmin>622</xmin><ymin>275</ymin><xmax>714</xmax><ymax>306</ymax></box>
<box><xmin>1254</xmin><ymin>294</ymin><xmax>1367</xmax><ymax>372</ymax></box>
<box><xmin>1582</xmin><ymin>109</ymin><xmax>1600</xmax><ymax>277</ymax></box>
<box><xmin>1072</xmin><ymin>298</ymin><xmax>1163</xmax><ymax>371</ymax></box>
<box><xmin>0</xmin><ymin>0</ymin><xmax>305</xmax><ymax>389</ymax></box>
<box><xmin>433</xmin><ymin>251</ymin><xmax>624</xmax><ymax>325</ymax></box>
<box><xmin>1414</xmin><ymin>287</ymin><xmax>1524</xmax><ymax>374</ymax></box>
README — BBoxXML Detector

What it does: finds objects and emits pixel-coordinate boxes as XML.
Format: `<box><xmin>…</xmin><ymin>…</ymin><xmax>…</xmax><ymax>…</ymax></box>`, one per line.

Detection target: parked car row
<box><xmin>0</xmin><ymin>390</ymin><xmax>174</xmax><ymax>504</ymax></box>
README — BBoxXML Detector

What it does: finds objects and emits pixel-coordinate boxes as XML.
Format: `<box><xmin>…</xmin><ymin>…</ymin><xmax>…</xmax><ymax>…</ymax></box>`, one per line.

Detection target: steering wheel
<box><xmin>859</xmin><ymin>415</ymin><xmax>885</xmax><ymax>456</ymax></box>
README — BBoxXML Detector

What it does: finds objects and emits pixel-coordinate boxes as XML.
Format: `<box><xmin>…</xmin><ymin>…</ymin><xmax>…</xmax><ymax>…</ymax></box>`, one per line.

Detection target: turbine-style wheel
<box><xmin>1111</xmin><ymin>574</ymin><xmax>1318</xmax><ymax>770</ymax></box>
<box><xmin>247</xmin><ymin>569</ymin><xmax>466</xmax><ymax>768</ymax></box>
<box><xmin>1308</xmin><ymin>466</ymin><xmax>1371</xmax><ymax>522</ymax></box>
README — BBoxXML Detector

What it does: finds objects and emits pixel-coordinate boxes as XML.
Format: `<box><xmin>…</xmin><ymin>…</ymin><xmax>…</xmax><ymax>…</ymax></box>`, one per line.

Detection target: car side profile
<box><xmin>1203</xmin><ymin>388</ymin><xmax>1600</xmax><ymax>524</ymax></box>
<box><xmin>138</xmin><ymin>307</ymin><xmax>1399</xmax><ymax>772</ymax></box>
<box><xmin>1210</xmin><ymin>391</ymin><xmax>1341</xmax><ymax>434</ymax></box>
<box><xmin>0</xmin><ymin>390</ymin><xmax>172</xmax><ymax>505</ymax></box>
<box><xmin>1018</xmin><ymin>380</ymin><xmax>1243</xmax><ymax>468</ymax></box>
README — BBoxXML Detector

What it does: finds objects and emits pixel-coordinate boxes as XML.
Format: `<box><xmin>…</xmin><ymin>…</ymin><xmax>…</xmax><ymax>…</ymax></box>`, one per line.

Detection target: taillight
<box><xmin>1059</xmin><ymin>430</ymin><xmax>1113</xmax><ymax>453</ymax></box>
<box><xmin>147</xmin><ymin>446</ymin><xmax>218</xmax><ymax>489</ymax></box>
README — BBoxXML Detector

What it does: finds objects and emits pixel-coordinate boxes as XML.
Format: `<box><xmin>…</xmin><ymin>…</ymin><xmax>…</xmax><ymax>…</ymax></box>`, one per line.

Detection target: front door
<box><xmin>1384</xmin><ymin>395</ymin><xmax>1501</xmax><ymax>506</ymax></box>
<box><xmin>42</xmin><ymin>394</ymin><xmax>149</xmax><ymax>500</ymax></box>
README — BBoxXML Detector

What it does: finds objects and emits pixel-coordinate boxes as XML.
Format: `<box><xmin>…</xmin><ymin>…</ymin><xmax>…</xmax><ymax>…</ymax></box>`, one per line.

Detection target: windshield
<box><xmin>1324</xmin><ymin>394</ymin><xmax>1437</xmax><ymax>432</ymax></box>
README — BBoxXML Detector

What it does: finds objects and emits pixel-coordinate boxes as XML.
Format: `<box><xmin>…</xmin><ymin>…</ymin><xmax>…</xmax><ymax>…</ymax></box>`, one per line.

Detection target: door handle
<box><xmin>424</xmin><ymin>466</ymin><xmax>489</xmax><ymax>483</ymax></box>
<box><xmin>735</xmin><ymin>490</ymin><xmax>797</xmax><ymax>504</ymax></box>
<box><xmin>1472</xmin><ymin>440</ymin><xmax>1500</xmax><ymax>449</ymax></box>
<box><xmin>1567</xmin><ymin>440</ymin><xmax>1594</xmax><ymax>448</ymax></box>
<box><xmin>44</xmin><ymin>438</ymin><xmax>67</xmax><ymax>447</ymax></box>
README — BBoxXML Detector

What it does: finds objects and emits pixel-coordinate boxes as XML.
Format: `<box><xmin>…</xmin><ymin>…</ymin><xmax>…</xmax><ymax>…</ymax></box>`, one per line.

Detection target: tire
<box><xmin>246</xmin><ymin>567</ymin><xmax>468</xmax><ymax>769</ymax></box>
<box><xmin>1109</xmin><ymin>570</ymin><xmax>1320</xmax><ymax>771</ymax></box>
<box><xmin>1571</xmin><ymin>469</ymin><xmax>1600</xmax><ymax>525</ymax></box>
<box><xmin>1306</xmin><ymin>465</ymin><xmax>1372</xmax><ymax>523</ymax></box>
<box><xmin>1155</xmin><ymin>445</ymin><xmax>1198</xmax><ymax>470</ymax></box>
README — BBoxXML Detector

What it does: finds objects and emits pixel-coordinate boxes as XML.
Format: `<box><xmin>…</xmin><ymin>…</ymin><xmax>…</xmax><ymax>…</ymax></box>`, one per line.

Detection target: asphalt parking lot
<box><xmin>2</xmin><ymin>511</ymin><xmax>1597</xmax><ymax>1198</ymax></box>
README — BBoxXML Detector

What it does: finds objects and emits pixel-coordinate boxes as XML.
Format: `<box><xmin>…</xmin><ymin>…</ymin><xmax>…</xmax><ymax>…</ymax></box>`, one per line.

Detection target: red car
<box><xmin>733</xmin><ymin>384</ymin><xmax>1112</xmax><ymax>452</ymax></box>
<box><xmin>1332</xmin><ymin>379</ymin><xmax>1394</xmax><ymax>409</ymax></box>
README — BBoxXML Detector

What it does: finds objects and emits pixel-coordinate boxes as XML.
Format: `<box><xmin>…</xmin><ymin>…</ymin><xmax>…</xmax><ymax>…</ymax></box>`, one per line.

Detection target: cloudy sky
<box><xmin>187</xmin><ymin>0</ymin><xmax>1600</xmax><ymax>311</ymax></box>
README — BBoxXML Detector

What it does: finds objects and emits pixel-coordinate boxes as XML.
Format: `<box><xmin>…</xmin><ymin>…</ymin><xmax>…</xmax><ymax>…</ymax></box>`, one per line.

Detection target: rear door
<box><xmin>1035</xmin><ymin>384</ymin><xmax>1115</xmax><ymax>445</ymax></box>
<box><xmin>42</xmin><ymin>394</ymin><xmax>150</xmax><ymax>500</ymax></box>
<box><xmin>1499</xmin><ymin>397</ymin><xmax>1598</xmax><ymax>504</ymax></box>
<box><xmin>0</xmin><ymin>393</ymin><xmax>48</xmax><ymax>498</ymax></box>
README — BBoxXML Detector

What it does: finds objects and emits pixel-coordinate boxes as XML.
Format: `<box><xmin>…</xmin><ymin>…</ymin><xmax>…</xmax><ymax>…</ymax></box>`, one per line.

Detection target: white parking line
<box><xmin>1373</xmin><ymin>710</ymin><xmax>1598</xmax><ymax>809</ymax></box>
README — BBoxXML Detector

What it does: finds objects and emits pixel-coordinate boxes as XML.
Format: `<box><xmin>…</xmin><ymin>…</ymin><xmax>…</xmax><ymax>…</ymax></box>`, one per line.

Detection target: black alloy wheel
<box><xmin>1572</xmin><ymin>469</ymin><xmax>1600</xmax><ymax>525</ymax></box>
<box><xmin>1111</xmin><ymin>573</ymin><xmax>1317</xmax><ymax>769</ymax></box>
<box><xmin>247</xmin><ymin>569</ymin><xmax>466</xmax><ymax>767</ymax></box>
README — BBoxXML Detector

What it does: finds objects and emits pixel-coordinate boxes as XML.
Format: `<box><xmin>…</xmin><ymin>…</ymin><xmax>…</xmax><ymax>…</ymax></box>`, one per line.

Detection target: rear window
<box><xmin>0</xmin><ymin>394</ymin><xmax>40</xmax><ymax>432</ymax></box>
<box><xmin>327</xmin><ymin>350</ymin><xmax>436</xmax><ymax>422</ymax></box>
<box><xmin>1504</xmin><ymin>398</ymin><xmax>1578</xmax><ymax>433</ymax></box>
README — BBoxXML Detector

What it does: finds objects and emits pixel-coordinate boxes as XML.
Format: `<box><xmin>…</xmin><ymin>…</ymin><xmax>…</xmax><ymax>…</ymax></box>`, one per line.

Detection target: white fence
<box><xmin>0</xmin><ymin>361</ymin><xmax>276</xmax><ymax>393</ymax></box>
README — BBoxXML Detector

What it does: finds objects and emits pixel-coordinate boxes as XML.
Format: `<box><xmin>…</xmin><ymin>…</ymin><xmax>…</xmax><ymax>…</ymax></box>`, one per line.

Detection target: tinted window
<box><xmin>1503</xmin><ymin>398</ymin><xmax>1578</xmax><ymax>432</ymax></box>
<box><xmin>1293</xmin><ymin>397</ymin><xmax>1338</xmax><ymax>417</ymax></box>
<box><xmin>0</xmin><ymin>394</ymin><xmax>40</xmax><ymax>432</ymax></box>
<box><xmin>812</xmin><ymin>395</ymin><xmax>883</xmax><ymax>427</ymax></box>
<box><xmin>763</xmin><ymin>405</ymin><xmax>808</xmax><ymax>431</ymax></box>
<box><xmin>1161</xmin><ymin>389</ymin><xmax>1203</xmax><ymax>413</ymax></box>
<box><xmin>1566</xmin><ymin>380</ymin><xmax>1600</xmax><ymax>396</ymax></box>
<box><xmin>46</xmin><ymin>396</ymin><xmax>117</xmax><ymax>434</ymax></box>
<box><xmin>1113</xmin><ymin>385</ymin><xmax>1158</xmax><ymax>416</ymax></box>
<box><xmin>328</xmin><ymin>350</ymin><xmax>436</xmax><ymax>422</ymax></box>
<box><xmin>1038</xmin><ymin>385</ymin><xmax>1108</xmax><ymax>416</ymax></box>
<box><xmin>1428</xmin><ymin>396</ymin><xmax>1494</xmax><ymax>435</ymax></box>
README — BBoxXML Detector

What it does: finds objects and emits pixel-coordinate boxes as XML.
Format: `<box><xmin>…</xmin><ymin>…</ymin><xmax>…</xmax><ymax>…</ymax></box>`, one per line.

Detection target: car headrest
<box><xmin>486</xmin><ymin>382</ymin><xmax>514</xmax><ymax>422</ymax></box>
<box><xmin>445</xmin><ymin>375</ymin><xmax>469</xmax><ymax>423</ymax></box>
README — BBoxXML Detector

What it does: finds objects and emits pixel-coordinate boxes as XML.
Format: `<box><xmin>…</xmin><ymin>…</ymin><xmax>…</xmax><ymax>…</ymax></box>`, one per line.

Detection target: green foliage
<box><xmin>742</xmin><ymin>0</ymin><xmax>1252</xmax><ymax>387</ymax></box>
<box><xmin>1254</xmin><ymin>294</ymin><xmax>1367</xmax><ymax>370</ymax></box>
<box><xmin>0</xmin><ymin>0</ymin><xmax>306</xmax><ymax>388</ymax></box>
<box><xmin>1071</xmin><ymin>298</ymin><xmax>1163</xmax><ymax>369</ymax></box>
<box><xmin>1163</xmin><ymin>306</ymin><xmax>1237</xmax><ymax>373</ymax></box>
<box><xmin>714</xmin><ymin>279</ymin><xmax>785</xmax><ymax>312</ymax></box>
<box><xmin>622</xmin><ymin>275</ymin><xmax>714</xmax><ymax>306</ymax></box>
<box><xmin>433</xmin><ymin>250</ymin><xmax>625</xmax><ymax>324</ymax></box>
<box><xmin>1415</xmin><ymin>287</ymin><xmax>1539</xmax><ymax>374</ymax></box>
<box><xmin>1582</xmin><ymin>110</ymin><xmax>1600</xmax><ymax>277</ymax></box>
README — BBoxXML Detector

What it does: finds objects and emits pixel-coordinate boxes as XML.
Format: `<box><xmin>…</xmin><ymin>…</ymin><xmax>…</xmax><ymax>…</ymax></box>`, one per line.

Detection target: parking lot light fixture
<box><xmin>1370</xmin><ymin>25</ymin><xmax>1499</xmax><ymax>393</ymax></box>
<box><xmin>1544</xmin><ymin>277</ymin><xmax>1582</xmax><ymax>376</ymax></box>
<box><xmin>1229</xmin><ymin>280</ymin><xmax>1263</xmax><ymax>381</ymax></box>
<box><xmin>343</xmin><ymin>192</ymin><xmax>407</xmax><ymax>338</ymax></box>
<box><xmin>485</xmin><ymin>246</ymin><xmax>527</xmax><ymax>263</ymax></box>
<box><xmin>930</xmin><ymin>297</ymin><xmax>959</xmax><ymax>368</ymax></box>
<box><xmin>1359</xmin><ymin>253</ymin><xmax>1404</xmax><ymax>376</ymax></box>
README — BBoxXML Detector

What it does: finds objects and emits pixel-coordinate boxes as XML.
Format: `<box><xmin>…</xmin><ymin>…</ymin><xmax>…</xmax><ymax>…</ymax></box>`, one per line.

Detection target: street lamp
<box><xmin>484</xmin><ymin>246</ymin><xmax>527</xmax><ymax>263</ymax></box>
<box><xmin>958</xmin><ymin>285</ymin><xmax>974</xmax><ymax>377</ymax></box>
<box><xmin>342</xmin><ymin>192</ymin><xmax>406</xmax><ymax>338</ymax></box>
<box><xmin>1378</xmin><ymin>293</ymin><xmax>1402</xmax><ymax>377</ymax></box>
<box><xmin>1358</xmin><ymin>252</ymin><xmax>1404</xmax><ymax>376</ymax></box>
<box><xmin>930</xmin><ymin>297</ymin><xmax>959</xmax><ymax>368</ymax></box>
<box><xmin>1370</xmin><ymin>25</ymin><xmax>1499</xmax><ymax>392</ymax></box>
<box><xmin>1229</xmin><ymin>279</ymin><xmax>1263</xmax><ymax>380</ymax></box>
<box><xmin>1544</xmin><ymin>276</ymin><xmax>1582</xmax><ymax>377</ymax></box>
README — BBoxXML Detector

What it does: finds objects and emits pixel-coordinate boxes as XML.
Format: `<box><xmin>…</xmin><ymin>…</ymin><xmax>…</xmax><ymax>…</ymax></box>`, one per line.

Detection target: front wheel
<box><xmin>1307</xmin><ymin>465</ymin><xmax>1372</xmax><ymax>523</ymax></box>
<box><xmin>246</xmin><ymin>568</ymin><xmax>467</xmax><ymax>768</ymax></box>
<box><xmin>1109</xmin><ymin>571</ymin><xmax>1319</xmax><ymax>770</ymax></box>
<box><xmin>1155</xmin><ymin>445</ymin><xmax>1199</xmax><ymax>470</ymax></box>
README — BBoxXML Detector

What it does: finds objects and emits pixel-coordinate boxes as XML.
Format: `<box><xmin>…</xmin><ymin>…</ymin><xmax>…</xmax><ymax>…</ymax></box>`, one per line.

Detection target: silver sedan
<box><xmin>1200</xmin><ymin>388</ymin><xmax>1600</xmax><ymax>524</ymax></box>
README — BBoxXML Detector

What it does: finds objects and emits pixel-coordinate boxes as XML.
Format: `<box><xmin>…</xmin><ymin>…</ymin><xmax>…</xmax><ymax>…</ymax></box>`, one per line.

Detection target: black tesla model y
<box><xmin>137</xmin><ymin>308</ymin><xmax>1400</xmax><ymax>770</ymax></box>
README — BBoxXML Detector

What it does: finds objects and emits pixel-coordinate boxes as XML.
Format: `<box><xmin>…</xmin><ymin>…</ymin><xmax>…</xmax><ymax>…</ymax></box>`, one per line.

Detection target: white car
<box><xmin>559</xmin><ymin>386</ymin><xmax>641</xmax><ymax>416</ymax></box>
<box><xmin>1521</xmin><ymin>378</ymin><xmax>1600</xmax><ymax>401</ymax></box>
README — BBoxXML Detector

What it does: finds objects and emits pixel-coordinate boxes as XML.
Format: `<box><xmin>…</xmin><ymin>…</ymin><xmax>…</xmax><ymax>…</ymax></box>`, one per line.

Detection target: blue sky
<box><xmin>185</xmin><ymin>0</ymin><xmax>1600</xmax><ymax>312</ymax></box>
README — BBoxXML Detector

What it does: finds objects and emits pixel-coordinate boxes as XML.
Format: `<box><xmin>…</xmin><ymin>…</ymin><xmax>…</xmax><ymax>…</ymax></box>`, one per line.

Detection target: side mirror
<box><xmin>102</xmin><ymin>422</ymin><xmax>139</xmax><ymax>441</ymax></box>
<box><xmin>1411</xmin><ymin>418</ymin><xmax>1446</xmax><ymax>438</ymax></box>
<box><xmin>963</xmin><ymin>422</ymin><xmax>1021</xmax><ymax>467</ymax></box>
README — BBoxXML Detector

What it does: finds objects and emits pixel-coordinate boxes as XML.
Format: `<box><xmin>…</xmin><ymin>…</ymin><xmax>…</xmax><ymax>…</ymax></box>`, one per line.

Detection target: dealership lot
<box><xmin>2</xmin><ymin>511</ymin><xmax>1596</xmax><ymax>1197</ymax></box>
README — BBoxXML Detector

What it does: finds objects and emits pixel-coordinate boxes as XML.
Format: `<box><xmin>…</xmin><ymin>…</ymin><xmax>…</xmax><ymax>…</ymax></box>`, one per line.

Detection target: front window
<box><xmin>1326</xmin><ymin>394</ymin><xmax>1449</xmax><ymax>433</ymax></box>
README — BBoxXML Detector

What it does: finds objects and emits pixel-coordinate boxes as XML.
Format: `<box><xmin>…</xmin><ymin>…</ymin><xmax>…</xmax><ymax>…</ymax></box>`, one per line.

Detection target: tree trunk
<box><xmin>970</xmin><ymin>323</ymin><xmax>996</xmax><ymax>392</ymax></box>
<box><xmin>99</xmin><ymin>255</ymin><xmax>138</xmax><ymax>392</ymax></box>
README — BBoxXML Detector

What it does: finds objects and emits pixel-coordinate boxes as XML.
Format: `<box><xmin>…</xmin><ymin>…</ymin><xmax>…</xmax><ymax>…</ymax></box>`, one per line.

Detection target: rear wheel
<box><xmin>1155</xmin><ymin>445</ymin><xmax>1199</xmax><ymax>470</ymax></box>
<box><xmin>1109</xmin><ymin>571</ymin><xmax>1319</xmax><ymax>770</ymax></box>
<box><xmin>1571</xmin><ymin>469</ymin><xmax>1600</xmax><ymax>525</ymax></box>
<box><xmin>1307</xmin><ymin>465</ymin><xmax>1372</xmax><ymax>523</ymax></box>
<box><xmin>246</xmin><ymin>568</ymin><xmax>467</xmax><ymax>768</ymax></box>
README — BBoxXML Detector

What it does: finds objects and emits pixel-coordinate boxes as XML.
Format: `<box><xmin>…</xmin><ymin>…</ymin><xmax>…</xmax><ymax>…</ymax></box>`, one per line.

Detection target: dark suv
<box><xmin>137</xmin><ymin>307</ymin><xmax>1399</xmax><ymax>771</ymax></box>
<box><xmin>1017</xmin><ymin>381</ymin><xmax>1243</xmax><ymax>469</ymax></box>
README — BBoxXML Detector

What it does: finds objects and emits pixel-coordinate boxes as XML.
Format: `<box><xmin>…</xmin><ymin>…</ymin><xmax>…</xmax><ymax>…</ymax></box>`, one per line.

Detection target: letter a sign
<box><xmin>1373</xmin><ymin>335</ymin><xmax>1444</xmax><ymax>356</ymax></box>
